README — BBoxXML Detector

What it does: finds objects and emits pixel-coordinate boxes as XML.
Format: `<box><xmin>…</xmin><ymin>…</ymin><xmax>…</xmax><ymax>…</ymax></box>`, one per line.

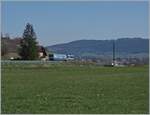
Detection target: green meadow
<box><xmin>1</xmin><ymin>63</ymin><xmax>149</xmax><ymax>114</ymax></box>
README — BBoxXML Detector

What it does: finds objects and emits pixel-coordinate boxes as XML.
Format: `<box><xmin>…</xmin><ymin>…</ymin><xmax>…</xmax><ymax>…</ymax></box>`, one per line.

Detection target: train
<box><xmin>48</xmin><ymin>53</ymin><xmax>74</xmax><ymax>61</ymax></box>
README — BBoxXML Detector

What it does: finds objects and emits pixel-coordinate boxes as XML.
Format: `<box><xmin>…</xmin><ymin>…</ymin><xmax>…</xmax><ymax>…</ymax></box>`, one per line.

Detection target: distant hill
<box><xmin>46</xmin><ymin>38</ymin><xmax>149</xmax><ymax>58</ymax></box>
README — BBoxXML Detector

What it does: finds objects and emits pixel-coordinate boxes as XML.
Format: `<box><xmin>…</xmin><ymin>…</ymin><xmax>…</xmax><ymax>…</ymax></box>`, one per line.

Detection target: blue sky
<box><xmin>1</xmin><ymin>1</ymin><xmax>149</xmax><ymax>46</ymax></box>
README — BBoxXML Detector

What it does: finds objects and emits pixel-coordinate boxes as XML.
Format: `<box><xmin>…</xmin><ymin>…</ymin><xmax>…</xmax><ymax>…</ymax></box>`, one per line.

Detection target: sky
<box><xmin>1</xmin><ymin>1</ymin><xmax>149</xmax><ymax>46</ymax></box>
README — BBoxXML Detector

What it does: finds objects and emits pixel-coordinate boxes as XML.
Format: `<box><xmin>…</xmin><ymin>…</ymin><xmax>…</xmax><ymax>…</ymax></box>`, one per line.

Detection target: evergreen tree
<box><xmin>19</xmin><ymin>23</ymin><xmax>38</xmax><ymax>60</ymax></box>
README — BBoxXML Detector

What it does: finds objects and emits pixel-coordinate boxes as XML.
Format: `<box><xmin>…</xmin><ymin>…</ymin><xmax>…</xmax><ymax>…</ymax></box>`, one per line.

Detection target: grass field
<box><xmin>1</xmin><ymin>63</ymin><xmax>149</xmax><ymax>114</ymax></box>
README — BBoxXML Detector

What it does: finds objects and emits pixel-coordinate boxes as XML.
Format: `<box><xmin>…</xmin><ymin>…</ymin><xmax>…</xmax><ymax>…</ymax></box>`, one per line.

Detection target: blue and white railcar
<box><xmin>49</xmin><ymin>53</ymin><xmax>67</xmax><ymax>61</ymax></box>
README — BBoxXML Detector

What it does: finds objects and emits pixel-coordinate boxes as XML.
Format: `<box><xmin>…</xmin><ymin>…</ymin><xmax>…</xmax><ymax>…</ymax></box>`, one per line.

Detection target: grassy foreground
<box><xmin>1</xmin><ymin>64</ymin><xmax>149</xmax><ymax>114</ymax></box>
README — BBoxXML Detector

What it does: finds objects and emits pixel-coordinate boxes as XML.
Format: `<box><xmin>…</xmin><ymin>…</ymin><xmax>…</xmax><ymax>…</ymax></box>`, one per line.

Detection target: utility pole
<box><xmin>113</xmin><ymin>39</ymin><xmax>115</xmax><ymax>66</ymax></box>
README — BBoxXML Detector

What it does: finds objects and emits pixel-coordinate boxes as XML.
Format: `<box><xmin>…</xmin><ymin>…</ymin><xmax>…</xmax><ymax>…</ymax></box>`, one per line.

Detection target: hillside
<box><xmin>47</xmin><ymin>38</ymin><xmax>149</xmax><ymax>58</ymax></box>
